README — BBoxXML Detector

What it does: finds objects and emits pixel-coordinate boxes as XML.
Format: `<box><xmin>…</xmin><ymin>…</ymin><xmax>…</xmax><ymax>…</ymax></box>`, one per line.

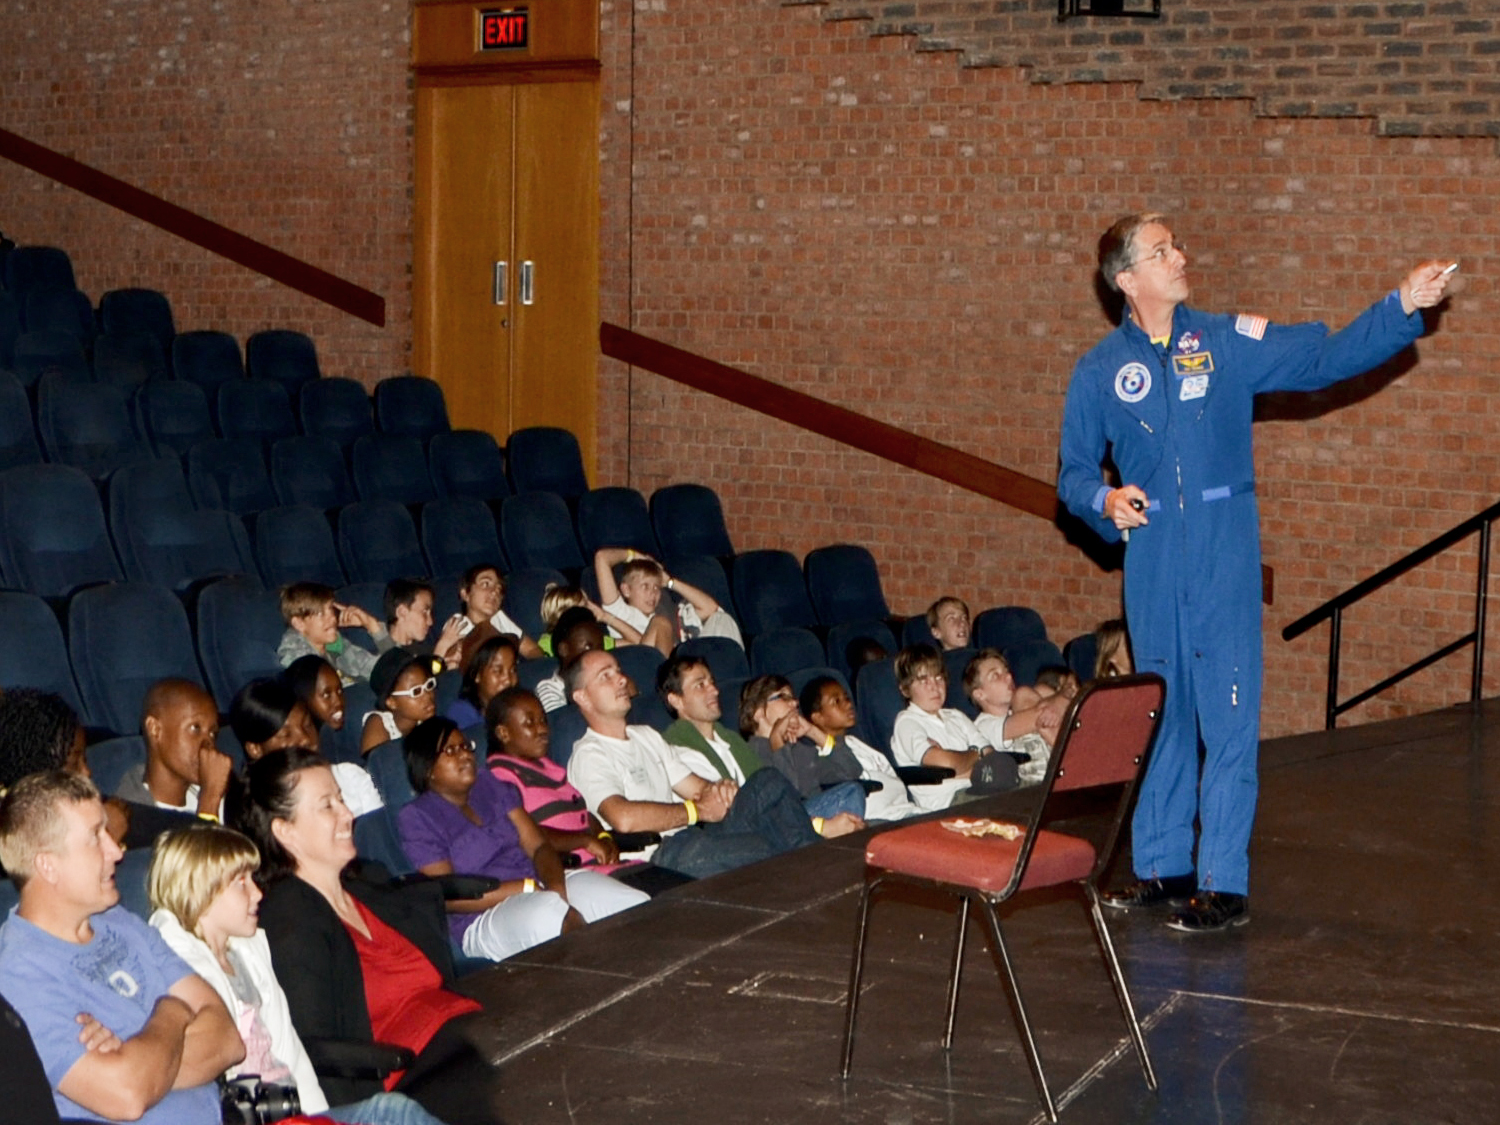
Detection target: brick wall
<box><xmin>0</xmin><ymin>0</ymin><xmax>413</xmax><ymax>385</ymax></box>
<box><xmin>600</xmin><ymin>2</ymin><xmax>1500</xmax><ymax>737</ymax></box>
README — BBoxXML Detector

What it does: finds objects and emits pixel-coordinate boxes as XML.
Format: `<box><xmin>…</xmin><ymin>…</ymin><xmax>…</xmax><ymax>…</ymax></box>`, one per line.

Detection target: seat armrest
<box><xmin>391</xmin><ymin>871</ymin><xmax>502</xmax><ymax>901</ymax></box>
<box><xmin>609</xmin><ymin>830</ymin><xmax>663</xmax><ymax>853</ymax></box>
<box><xmin>895</xmin><ymin>765</ymin><xmax>957</xmax><ymax>786</ymax></box>
<box><xmin>305</xmin><ymin>1037</ymin><xmax>416</xmax><ymax>1079</ymax></box>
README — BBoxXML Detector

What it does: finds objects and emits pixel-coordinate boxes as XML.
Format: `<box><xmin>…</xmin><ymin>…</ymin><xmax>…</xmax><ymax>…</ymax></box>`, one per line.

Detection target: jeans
<box><xmin>327</xmin><ymin>1091</ymin><xmax>449</xmax><ymax>1125</ymax></box>
<box><xmin>804</xmin><ymin>780</ymin><xmax>866</xmax><ymax>820</ymax></box>
<box><xmin>654</xmin><ymin>768</ymin><xmax>820</xmax><ymax>878</ymax></box>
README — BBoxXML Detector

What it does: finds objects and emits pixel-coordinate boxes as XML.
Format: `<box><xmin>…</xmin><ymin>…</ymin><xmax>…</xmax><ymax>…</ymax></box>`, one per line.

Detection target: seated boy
<box><xmin>275</xmin><ymin>580</ymin><xmax>393</xmax><ymax>684</ymax></box>
<box><xmin>114</xmin><ymin>679</ymin><xmax>233</xmax><ymax>822</ymax></box>
<box><xmin>963</xmin><ymin>648</ymin><xmax>1063</xmax><ymax>785</ymax></box>
<box><xmin>796</xmin><ymin>675</ymin><xmax>922</xmax><ymax>822</ymax></box>
<box><xmin>384</xmin><ymin>576</ymin><xmax>465</xmax><ymax>666</ymax></box>
<box><xmin>888</xmin><ymin>644</ymin><xmax>987</xmax><ymax>810</ymax></box>
<box><xmin>535</xmin><ymin>606</ymin><xmax>610</xmax><ymax>712</ymax></box>
<box><xmin>594</xmin><ymin>547</ymin><xmax>742</xmax><ymax>655</ymax></box>
<box><xmin>927</xmin><ymin>596</ymin><xmax>971</xmax><ymax>651</ymax></box>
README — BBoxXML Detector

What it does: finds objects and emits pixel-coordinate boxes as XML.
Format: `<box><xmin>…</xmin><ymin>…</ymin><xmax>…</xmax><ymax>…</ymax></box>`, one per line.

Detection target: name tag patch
<box><xmin>1171</xmin><ymin>351</ymin><xmax>1214</xmax><ymax>377</ymax></box>
<box><xmin>1179</xmin><ymin>374</ymin><xmax>1209</xmax><ymax>400</ymax></box>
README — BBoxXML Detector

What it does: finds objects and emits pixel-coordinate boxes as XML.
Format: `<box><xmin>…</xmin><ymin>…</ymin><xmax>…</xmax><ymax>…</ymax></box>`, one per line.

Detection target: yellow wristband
<box><xmin>597</xmin><ymin>831</ymin><xmax>612</xmax><ymax>841</ymax></box>
<box><xmin>626</xmin><ymin>548</ymin><xmax>635</xmax><ymax>562</ymax></box>
<box><xmin>197</xmin><ymin>811</ymin><xmax>219</xmax><ymax>824</ymax></box>
<box><xmin>522</xmin><ymin>877</ymin><xmax>536</xmax><ymax>894</ymax></box>
<box><xmin>812</xmin><ymin>817</ymin><xmax>826</xmax><ymax>836</ymax></box>
<box><xmin>683</xmin><ymin>799</ymin><xmax>699</xmax><ymax>826</ymax></box>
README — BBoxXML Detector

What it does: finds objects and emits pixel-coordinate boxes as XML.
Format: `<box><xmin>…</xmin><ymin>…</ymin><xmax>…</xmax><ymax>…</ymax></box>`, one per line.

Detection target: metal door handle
<box><xmin>493</xmin><ymin>261</ymin><xmax>507</xmax><ymax>306</ymax></box>
<box><xmin>520</xmin><ymin>260</ymin><xmax>534</xmax><ymax>306</ymax></box>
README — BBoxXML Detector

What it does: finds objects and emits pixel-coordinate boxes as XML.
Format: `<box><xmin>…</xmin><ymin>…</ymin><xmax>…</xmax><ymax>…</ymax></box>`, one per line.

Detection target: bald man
<box><xmin>113</xmin><ymin>679</ymin><xmax>232</xmax><ymax>822</ymax></box>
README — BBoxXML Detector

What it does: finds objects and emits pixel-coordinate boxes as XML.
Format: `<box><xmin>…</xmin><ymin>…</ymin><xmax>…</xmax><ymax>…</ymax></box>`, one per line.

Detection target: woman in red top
<box><xmin>233</xmin><ymin>748</ymin><xmax>497</xmax><ymax>1125</ymax></box>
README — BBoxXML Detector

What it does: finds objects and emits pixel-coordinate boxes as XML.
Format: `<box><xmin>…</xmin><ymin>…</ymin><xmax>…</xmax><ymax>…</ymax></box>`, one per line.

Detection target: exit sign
<box><xmin>479</xmin><ymin>8</ymin><xmax>529</xmax><ymax>51</ymax></box>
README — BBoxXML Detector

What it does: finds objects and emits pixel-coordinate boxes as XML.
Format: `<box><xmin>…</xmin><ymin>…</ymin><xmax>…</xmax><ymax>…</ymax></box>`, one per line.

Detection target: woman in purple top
<box><xmin>395</xmin><ymin>718</ymin><xmax>647</xmax><ymax>961</ymax></box>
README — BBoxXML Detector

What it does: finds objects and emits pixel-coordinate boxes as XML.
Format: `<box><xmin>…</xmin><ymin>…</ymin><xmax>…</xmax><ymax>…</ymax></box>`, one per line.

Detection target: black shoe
<box><xmin>1100</xmin><ymin>874</ymin><xmax>1196</xmax><ymax>911</ymax></box>
<box><xmin>1166</xmin><ymin>891</ymin><xmax>1249</xmax><ymax>933</ymax></box>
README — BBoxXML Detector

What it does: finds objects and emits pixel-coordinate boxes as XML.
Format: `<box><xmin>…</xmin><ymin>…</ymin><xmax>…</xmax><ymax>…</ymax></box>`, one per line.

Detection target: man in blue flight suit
<box><xmin>1058</xmin><ymin>212</ymin><xmax>1453</xmax><ymax>932</ymax></box>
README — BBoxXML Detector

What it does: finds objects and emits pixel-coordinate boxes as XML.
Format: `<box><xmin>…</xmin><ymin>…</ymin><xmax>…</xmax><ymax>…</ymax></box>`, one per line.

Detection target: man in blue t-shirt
<box><xmin>0</xmin><ymin>771</ymin><xmax>243</xmax><ymax>1123</ymax></box>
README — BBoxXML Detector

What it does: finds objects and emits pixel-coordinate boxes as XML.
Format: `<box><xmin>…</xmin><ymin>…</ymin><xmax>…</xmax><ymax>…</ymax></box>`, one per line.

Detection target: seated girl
<box><xmin>795</xmin><ymin>676</ymin><xmax>922</xmax><ymax>822</ymax></box>
<box><xmin>484</xmin><ymin>686</ymin><xmax>623</xmax><ymax>870</ymax></box>
<box><xmin>285</xmin><ymin>653</ymin><xmax>348</xmax><ymax>736</ymax></box>
<box><xmin>444</xmin><ymin>635</ymin><xmax>519</xmax><ymax>730</ymax></box>
<box><xmin>147</xmin><ymin>825</ymin><xmax>448</xmax><ymax>1125</ymax></box>
<box><xmin>397</xmin><ymin>717</ymin><xmax>647</xmax><ymax>961</ymax></box>
<box><xmin>361</xmin><ymin>650</ymin><xmax>443</xmax><ymax>754</ymax></box>
<box><xmin>230</xmin><ymin>676</ymin><xmax>383</xmax><ymax>817</ymax></box>
<box><xmin>231</xmin><ymin>749</ymin><xmax>496</xmax><ymax>1124</ymax></box>
<box><xmin>736</xmin><ymin>674</ymin><xmax>868</xmax><ymax>822</ymax></box>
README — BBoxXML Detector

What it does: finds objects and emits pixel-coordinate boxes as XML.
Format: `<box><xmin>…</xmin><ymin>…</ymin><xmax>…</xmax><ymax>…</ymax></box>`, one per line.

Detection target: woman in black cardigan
<box><xmin>234</xmin><ymin>748</ymin><xmax>499</xmax><ymax>1125</ymax></box>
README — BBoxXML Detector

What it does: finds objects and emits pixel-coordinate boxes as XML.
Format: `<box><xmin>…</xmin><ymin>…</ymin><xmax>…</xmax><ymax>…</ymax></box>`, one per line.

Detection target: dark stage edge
<box><xmin>449</xmin><ymin>699</ymin><xmax>1500</xmax><ymax>1124</ymax></box>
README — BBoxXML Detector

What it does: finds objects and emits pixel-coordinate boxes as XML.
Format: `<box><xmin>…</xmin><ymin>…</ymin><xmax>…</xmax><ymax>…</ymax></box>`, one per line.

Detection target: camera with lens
<box><xmin>219</xmin><ymin>1075</ymin><xmax>301</xmax><ymax>1125</ymax></box>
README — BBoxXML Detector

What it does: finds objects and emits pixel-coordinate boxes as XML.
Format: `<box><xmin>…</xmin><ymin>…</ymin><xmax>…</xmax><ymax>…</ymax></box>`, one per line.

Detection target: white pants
<box><xmin>460</xmin><ymin>870</ymin><xmax>648</xmax><ymax>962</ymax></box>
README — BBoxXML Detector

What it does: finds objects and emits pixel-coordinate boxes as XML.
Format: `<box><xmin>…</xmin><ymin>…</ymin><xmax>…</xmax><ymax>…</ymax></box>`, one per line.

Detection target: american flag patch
<box><xmin>1234</xmin><ymin>313</ymin><xmax>1267</xmax><ymax>340</ymax></box>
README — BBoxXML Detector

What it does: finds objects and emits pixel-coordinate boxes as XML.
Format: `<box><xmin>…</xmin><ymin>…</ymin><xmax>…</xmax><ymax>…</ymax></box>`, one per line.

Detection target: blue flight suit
<box><xmin>1058</xmin><ymin>292</ymin><xmax>1423</xmax><ymax>894</ymax></box>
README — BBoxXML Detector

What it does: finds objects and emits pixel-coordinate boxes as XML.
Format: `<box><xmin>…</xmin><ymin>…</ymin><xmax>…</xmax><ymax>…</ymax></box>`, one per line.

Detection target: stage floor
<box><xmin>454</xmin><ymin>699</ymin><xmax>1500</xmax><ymax>1123</ymax></box>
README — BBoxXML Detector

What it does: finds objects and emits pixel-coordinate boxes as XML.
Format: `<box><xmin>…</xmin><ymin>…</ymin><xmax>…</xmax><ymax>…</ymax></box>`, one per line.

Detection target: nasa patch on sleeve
<box><xmin>1114</xmin><ymin>362</ymin><xmax>1152</xmax><ymax>404</ymax></box>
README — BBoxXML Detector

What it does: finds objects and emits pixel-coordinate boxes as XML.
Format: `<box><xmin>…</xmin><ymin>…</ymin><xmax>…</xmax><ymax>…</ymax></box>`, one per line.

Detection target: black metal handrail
<box><xmin>1282</xmin><ymin>499</ymin><xmax>1500</xmax><ymax>729</ymax></box>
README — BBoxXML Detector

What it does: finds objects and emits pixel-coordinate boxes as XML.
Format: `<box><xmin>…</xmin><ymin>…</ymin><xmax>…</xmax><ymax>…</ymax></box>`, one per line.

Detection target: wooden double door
<box><xmin>414</xmin><ymin>74</ymin><xmax>598</xmax><ymax>472</ymax></box>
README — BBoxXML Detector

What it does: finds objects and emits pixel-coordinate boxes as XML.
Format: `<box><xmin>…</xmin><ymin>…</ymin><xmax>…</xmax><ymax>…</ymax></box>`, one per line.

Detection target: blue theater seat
<box><xmin>0</xmin><ymin>463</ymin><xmax>123</xmax><ymax>597</ymax></box>
<box><xmin>299</xmin><ymin>376</ymin><xmax>375</xmax><ymax>454</ymax></box>
<box><xmin>506</xmin><ymin>426</ymin><xmax>588</xmax><ymax>500</ymax></box>
<box><xmin>374</xmin><ymin>375</ymin><xmax>451</xmax><ymax>442</ymax></box>
<box><xmin>69</xmin><ymin>582</ymin><xmax>203</xmax><ymax>735</ymax></box>
<box><xmin>246</xmin><ymin>329</ymin><xmax>321</xmax><ymax>399</ymax></box>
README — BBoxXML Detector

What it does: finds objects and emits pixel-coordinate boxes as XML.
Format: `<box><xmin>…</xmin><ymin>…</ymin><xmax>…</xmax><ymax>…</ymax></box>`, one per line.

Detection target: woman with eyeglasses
<box><xmin>396</xmin><ymin>717</ymin><xmax>647</xmax><ymax>962</ymax></box>
<box><xmin>361</xmin><ymin>650</ymin><xmax>442</xmax><ymax>755</ymax></box>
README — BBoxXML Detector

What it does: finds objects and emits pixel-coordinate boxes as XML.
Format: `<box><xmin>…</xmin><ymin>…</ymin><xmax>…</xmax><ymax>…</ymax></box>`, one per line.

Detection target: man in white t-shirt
<box><xmin>564</xmin><ymin>649</ymin><xmax>822</xmax><ymax>878</ymax></box>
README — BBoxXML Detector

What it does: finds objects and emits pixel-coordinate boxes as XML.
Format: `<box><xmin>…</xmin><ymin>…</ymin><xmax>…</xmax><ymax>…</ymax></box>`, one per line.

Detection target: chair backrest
<box><xmin>86</xmin><ymin>735</ymin><xmax>147</xmax><ymax>802</ymax></box>
<box><xmin>38</xmin><ymin>374</ymin><xmax>156</xmax><ymax>480</ymax></box>
<box><xmin>185</xmin><ymin>437</ymin><xmax>278</xmax><ymax>516</ymax></box>
<box><xmin>23</xmin><ymin>286</ymin><xmax>94</xmax><ymax>344</ymax></box>
<box><xmin>0</xmin><ymin>369</ymin><xmax>42</xmax><ymax>471</ymax></box>
<box><xmin>337</xmin><ymin>500</ymin><xmax>427</xmax><ymax>584</ymax></box>
<box><xmin>788</xmin><ymin>665</ymin><xmax>850</xmax><ymax>707</ymax></box>
<box><xmin>428</xmin><ymin>429</ymin><xmax>509</xmax><ymax>502</ymax></box>
<box><xmin>270</xmin><ymin>434</ymin><xmax>357</xmax><ymax>510</ymax></box>
<box><xmin>500</xmin><ymin>566</ymin><xmax>565</xmax><ymax>640</ymax></box>
<box><xmin>973</xmin><ymin>605</ymin><xmax>1049</xmax><ymax>653</ymax></box>
<box><xmin>99</xmin><ymin>288</ymin><xmax>176</xmax><ymax>354</ymax></box>
<box><xmin>852</xmin><ymin>657</ymin><xmax>903</xmax><ymax>759</ymax></box>
<box><xmin>0</xmin><ymin>291</ymin><xmax>20</xmax><ymax>369</ymax></box>
<box><xmin>254</xmin><ymin>504</ymin><xmax>347</xmax><ymax>588</ymax></box>
<box><xmin>172</xmin><ymin>330</ymin><xmax>244</xmax><ymax>401</ymax></box>
<box><xmin>135</xmin><ymin>380</ymin><xmax>214</xmax><ymax>457</ymax></box>
<box><xmin>1003</xmin><ymin>638</ymin><xmax>1066</xmax><ymax>689</ymax></box>
<box><xmin>651</xmin><ymin>483</ymin><xmax>734</xmax><ymax>559</ymax></box>
<box><xmin>421</xmin><ymin>497</ymin><xmax>504</xmax><ymax>579</ymax></box>
<box><xmin>0</xmin><ymin>463</ymin><xmax>124</xmax><ymax>597</ymax></box>
<box><xmin>804</xmin><ymin>544</ymin><xmax>890</xmax><ymax>626</ymax></box>
<box><xmin>69</xmin><ymin>582</ymin><xmax>204</xmax><ymax>734</ymax></box>
<box><xmin>731</xmin><ymin>548</ymin><xmax>818</xmax><ymax>637</ymax></box>
<box><xmin>366</xmin><ymin>737</ymin><xmax>416</xmax><ymax>810</ymax></box>
<box><xmin>545</xmin><ymin>704</ymin><xmax>588</xmax><ymax>769</ymax></box>
<box><xmin>1024</xmin><ymin>674</ymin><xmax>1167</xmax><ymax>882</ymax></box>
<box><xmin>333</xmin><ymin>581</ymin><xmax>387</xmax><ymax>652</ymax></box>
<box><xmin>661</xmin><ymin>553</ymin><xmax>735</xmax><ymax>621</ymax></box>
<box><xmin>675</xmin><ymin>635</ymin><xmax>750</xmax><ymax>688</ymax></box>
<box><xmin>299</xmin><ymin>376</ymin><xmax>375</xmax><ymax>452</ymax></box>
<box><xmin>575</xmin><ymin>486</ymin><xmax>659</xmax><ymax>559</ymax></box>
<box><xmin>612</xmin><ymin>644</ymin><xmax>666</xmax><ymax>717</ymax></box>
<box><xmin>108</xmin><ymin>459</ymin><xmax>255</xmax><ymax>589</ymax></box>
<box><xmin>749</xmin><ymin>625</ymin><xmax>826</xmax><ymax>678</ymax></box>
<box><xmin>825</xmin><ymin>618</ymin><xmax>898</xmax><ymax>686</ymax></box>
<box><xmin>0</xmin><ymin>591</ymin><xmax>85</xmax><ymax>714</ymax></box>
<box><xmin>6</xmin><ymin>246</ymin><xmax>76</xmax><ymax>295</ymax></box>
<box><xmin>1063</xmin><ymin>632</ymin><xmax>1100</xmax><ymax>683</ymax></box>
<box><xmin>374</xmin><ymin>375</ymin><xmax>451</xmax><ymax>441</ymax></box>
<box><xmin>13</xmin><ymin>329</ymin><xmax>90</xmax><ymax>388</ymax></box>
<box><xmin>499</xmin><ymin>491</ymin><xmax>584</xmax><ymax>573</ymax></box>
<box><xmin>351</xmin><ymin>432</ymin><xmax>437</xmax><ymax>505</ymax></box>
<box><xmin>246</xmin><ymin>329</ymin><xmax>320</xmax><ymax>397</ymax></box>
<box><xmin>93</xmin><ymin>331</ymin><xmax>169</xmax><ymax>388</ymax></box>
<box><xmin>942</xmin><ymin>646</ymin><xmax>980</xmax><ymax>717</ymax></box>
<box><xmin>506</xmin><ymin>426</ymin><xmax>588</xmax><ymax>499</ymax></box>
<box><xmin>196</xmin><ymin>576</ymin><xmax>288</xmax><ymax>711</ymax></box>
<box><xmin>218</xmin><ymin>378</ymin><xmax>297</xmax><ymax>446</ymax></box>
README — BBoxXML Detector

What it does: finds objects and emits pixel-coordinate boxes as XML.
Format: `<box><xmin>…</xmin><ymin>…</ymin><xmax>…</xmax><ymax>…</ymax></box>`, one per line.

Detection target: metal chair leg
<box><xmin>840</xmin><ymin>878</ymin><xmax>879</xmax><ymax>1079</ymax></box>
<box><xmin>1086</xmin><ymin>886</ymin><xmax>1158</xmax><ymax>1091</ymax></box>
<box><xmin>942</xmin><ymin>895</ymin><xmax>970</xmax><ymax>1050</ymax></box>
<box><xmin>981</xmin><ymin>898</ymin><xmax>1058</xmax><ymax>1123</ymax></box>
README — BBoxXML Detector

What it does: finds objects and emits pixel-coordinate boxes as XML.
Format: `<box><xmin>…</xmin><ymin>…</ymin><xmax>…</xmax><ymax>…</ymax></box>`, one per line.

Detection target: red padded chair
<box><xmin>839</xmin><ymin>673</ymin><xmax>1166</xmax><ymax>1122</ymax></box>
